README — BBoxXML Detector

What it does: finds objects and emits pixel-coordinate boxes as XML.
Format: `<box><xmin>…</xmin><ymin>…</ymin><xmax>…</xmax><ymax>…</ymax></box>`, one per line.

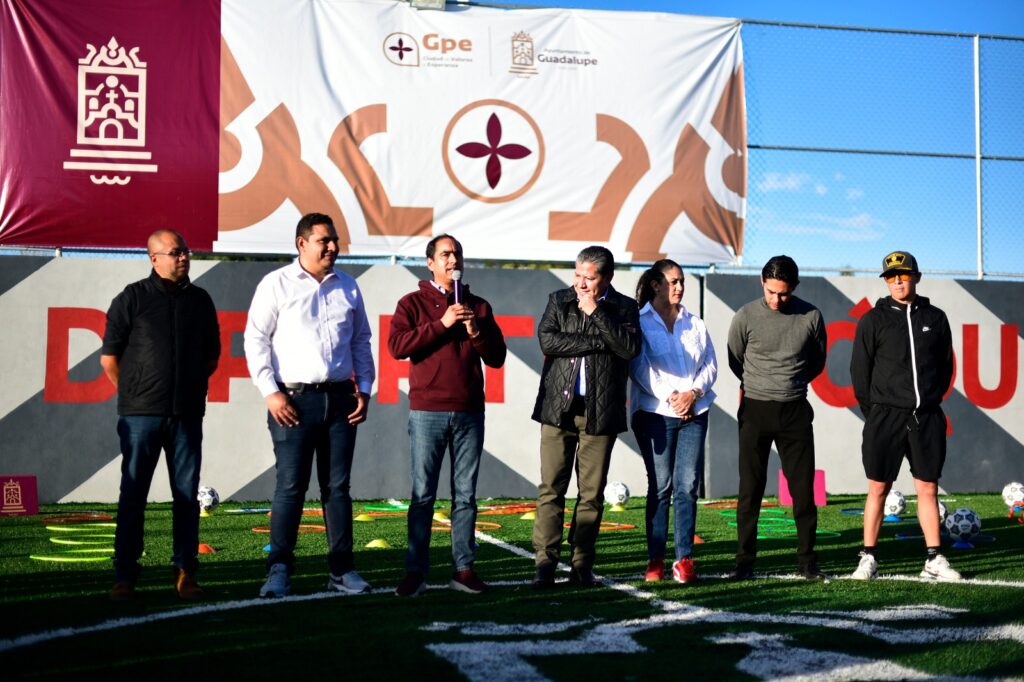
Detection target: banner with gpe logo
<box><xmin>1</xmin><ymin>0</ymin><xmax>745</xmax><ymax>265</ymax></box>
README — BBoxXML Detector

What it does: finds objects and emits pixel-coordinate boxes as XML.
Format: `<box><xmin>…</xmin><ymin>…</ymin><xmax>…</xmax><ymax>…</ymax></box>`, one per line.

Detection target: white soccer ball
<box><xmin>1001</xmin><ymin>481</ymin><xmax>1024</xmax><ymax>509</ymax></box>
<box><xmin>197</xmin><ymin>485</ymin><xmax>220</xmax><ymax>513</ymax></box>
<box><xmin>945</xmin><ymin>507</ymin><xmax>981</xmax><ymax>541</ymax></box>
<box><xmin>884</xmin><ymin>490</ymin><xmax>906</xmax><ymax>516</ymax></box>
<box><xmin>937</xmin><ymin>500</ymin><xmax>948</xmax><ymax>525</ymax></box>
<box><xmin>604</xmin><ymin>481</ymin><xmax>630</xmax><ymax>506</ymax></box>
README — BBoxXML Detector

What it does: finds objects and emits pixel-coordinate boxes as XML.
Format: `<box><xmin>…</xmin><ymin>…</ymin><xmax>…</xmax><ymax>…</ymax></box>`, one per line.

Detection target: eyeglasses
<box><xmin>884</xmin><ymin>273</ymin><xmax>912</xmax><ymax>283</ymax></box>
<box><xmin>154</xmin><ymin>249</ymin><xmax>191</xmax><ymax>259</ymax></box>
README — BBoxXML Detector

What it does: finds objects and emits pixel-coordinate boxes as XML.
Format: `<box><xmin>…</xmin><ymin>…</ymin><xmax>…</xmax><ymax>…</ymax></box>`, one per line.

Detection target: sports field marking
<box><xmin>4</xmin><ymin>523</ymin><xmax>1023</xmax><ymax>658</ymax></box>
<box><xmin>425</xmin><ymin>533</ymin><xmax>1024</xmax><ymax>681</ymax></box>
<box><xmin>707</xmin><ymin>632</ymin><xmax>939</xmax><ymax>681</ymax></box>
<box><xmin>424</xmin><ymin>587</ymin><xmax>1024</xmax><ymax>682</ymax></box>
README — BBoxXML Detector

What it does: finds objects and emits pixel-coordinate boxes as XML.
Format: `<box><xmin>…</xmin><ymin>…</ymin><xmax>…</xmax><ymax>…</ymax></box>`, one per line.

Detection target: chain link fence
<box><xmin>739</xmin><ymin>21</ymin><xmax>1024</xmax><ymax>279</ymax></box>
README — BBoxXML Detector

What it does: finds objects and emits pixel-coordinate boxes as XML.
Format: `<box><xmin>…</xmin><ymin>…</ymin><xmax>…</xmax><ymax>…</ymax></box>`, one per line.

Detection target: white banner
<box><xmin>216</xmin><ymin>0</ymin><xmax>745</xmax><ymax>264</ymax></box>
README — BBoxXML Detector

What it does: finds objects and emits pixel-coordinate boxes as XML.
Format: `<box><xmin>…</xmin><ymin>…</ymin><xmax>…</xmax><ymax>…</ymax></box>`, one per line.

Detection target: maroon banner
<box><xmin>0</xmin><ymin>0</ymin><xmax>220</xmax><ymax>249</ymax></box>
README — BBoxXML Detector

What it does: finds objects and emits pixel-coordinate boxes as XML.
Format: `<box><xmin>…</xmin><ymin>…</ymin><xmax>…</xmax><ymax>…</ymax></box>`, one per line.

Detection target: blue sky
<box><xmin>505</xmin><ymin>1</ymin><xmax>1024</xmax><ymax>37</ymax></box>
<box><xmin>500</xmin><ymin>1</ymin><xmax>1024</xmax><ymax>276</ymax></box>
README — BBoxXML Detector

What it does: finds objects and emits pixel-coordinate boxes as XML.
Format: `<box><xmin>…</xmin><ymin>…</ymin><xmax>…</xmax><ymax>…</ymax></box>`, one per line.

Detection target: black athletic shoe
<box><xmin>568</xmin><ymin>566</ymin><xmax>599</xmax><ymax>588</ymax></box>
<box><xmin>798</xmin><ymin>562</ymin><xmax>829</xmax><ymax>580</ymax></box>
<box><xmin>727</xmin><ymin>565</ymin><xmax>754</xmax><ymax>581</ymax></box>
<box><xmin>531</xmin><ymin>564</ymin><xmax>556</xmax><ymax>590</ymax></box>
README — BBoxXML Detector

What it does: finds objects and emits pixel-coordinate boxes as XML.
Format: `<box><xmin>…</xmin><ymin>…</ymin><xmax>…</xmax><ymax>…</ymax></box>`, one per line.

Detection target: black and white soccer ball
<box><xmin>1001</xmin><ymin>482</ymin><xmax>1024</xmax><ymax>509</ymax></box>
<box><xmin>944</xmin><ymin>507</ymin><xmax>981</xmax><ymax>541</ymax></box>
<box><xmin>604</xmin><ymin>481</ymin><xmax>630</xmax><ymax>506</ymax></box>
<box><xmin>197</xmin><ymin>485</ymin><xmax>220</xmax><ymax>513</ymax></box>
<box><xmin>884</xmin><ymin>490</ymin><xmax>906</xmax><ymax>516</ymax></box>
<box><xmin>937</xmin><ymin>500</ymin><xmax>948</xmax><ymax>525</ymax></box>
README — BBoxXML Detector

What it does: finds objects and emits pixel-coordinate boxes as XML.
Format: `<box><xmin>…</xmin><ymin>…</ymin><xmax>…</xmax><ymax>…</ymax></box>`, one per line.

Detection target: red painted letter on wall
<box><xmin>377</xmin><ymin>315</ymin><xmax>410</xmax><ymax>404</ymax></box>
<box><xmin>377</xmin><ymin>314</ymin><xmax>535</xmax><ymax>404</ymax></box>
<box><xmin>44</xmin><ymin>307</ymin><xmax>116</xmax><ymax>403</ymax></box>
<box><xmin>207</xmin><ymin>311</ymin><xmax>251</xmax><ymax>403</ymax></box>
<box><xmin>484</xmin><ymin>315</ymin><xmax>535</xmax><ymax>403</ymax></box>
<box><xmin>809</xmin><ymin>299</ymin><xmax>872</xmax><ymax>408</ymax></box>
<box><xmin>963</xmin><ymin>323</ymin><xmax>1018</xmax><ymax>409</ymax></box>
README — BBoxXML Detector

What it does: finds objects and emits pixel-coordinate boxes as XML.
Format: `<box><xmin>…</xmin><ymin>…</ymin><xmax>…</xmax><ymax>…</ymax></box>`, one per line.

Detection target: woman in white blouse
<box><xmin>630</xmin><ymin>259</ymin><xmax>717</xmax><ymax>584</ymax></box>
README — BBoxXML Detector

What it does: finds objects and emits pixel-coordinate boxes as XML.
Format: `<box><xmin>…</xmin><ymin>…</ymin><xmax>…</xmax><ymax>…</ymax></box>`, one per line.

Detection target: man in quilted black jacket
<box><xmin>530</xmin><ymin>246</ymin><xmax>640</xmax><ymax>588</ymax></box>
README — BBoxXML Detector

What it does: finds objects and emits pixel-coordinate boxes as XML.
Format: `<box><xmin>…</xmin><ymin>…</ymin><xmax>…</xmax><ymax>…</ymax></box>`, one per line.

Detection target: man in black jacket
<box><xmin>850</xmin><ymin>250</ymin><xmax>959</xmax><ymax>582</ymax></box>
<box><xmin>101</xmin><ymin>230</ymin><xmax>221</xmax><ymax>601</ymax></box>
<box><xmin>531</xmin><ymin>246</ymin><xmax>640</xmax><ymax>588</ymax></box>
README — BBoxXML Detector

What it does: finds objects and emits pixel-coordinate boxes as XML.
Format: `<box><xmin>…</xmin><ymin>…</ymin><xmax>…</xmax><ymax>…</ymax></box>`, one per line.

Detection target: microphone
<box><xmin>452</xmin><ymin>269</ymin><xmax>462</xmax><ymax>304</ymax></box>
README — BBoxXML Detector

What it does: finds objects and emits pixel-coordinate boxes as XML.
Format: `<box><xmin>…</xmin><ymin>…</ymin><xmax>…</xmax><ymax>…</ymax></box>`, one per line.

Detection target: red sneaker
<box><xmin>644</xmin><ymin>558</ymin><xmax>665</xmax><ymax>582</ymax></box>
<box><xmin>449</xmin><ymin>569</ymin><xmax>490</xmax><ymax>594</ymax></box>
<box><xmin>672</xmin><ymin>558</ymin><xmax>697</xmax><ymax>584</ymax></box>
<box><xmin>394</xmin><ymin>571</ymin><xmax>427</xmax><ymax>597</ymax></box>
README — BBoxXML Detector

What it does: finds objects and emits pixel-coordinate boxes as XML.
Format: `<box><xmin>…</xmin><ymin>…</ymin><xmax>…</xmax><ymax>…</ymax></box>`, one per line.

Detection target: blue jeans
<box><xmin>114</xmin><ymin>415</ymin><xmax>203</xmax><ymax>582</ymax></box>
<box><xmin>631</xmin><ymin>410</ymin><xmax>708</xmax><ymax>563</ymax></box>
<box><xmin>406</xmin><ymin>410</ymin><xmax>484</xmax><ymax>575</ymax></box>
<box><xmin>267</xmin><ymin>390</ymin><xmax>357</xmax><ymax>576</ymax></box>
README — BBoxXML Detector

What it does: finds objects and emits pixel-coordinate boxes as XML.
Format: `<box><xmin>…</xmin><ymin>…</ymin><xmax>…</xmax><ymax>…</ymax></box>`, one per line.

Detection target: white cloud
<box><xmin>815</xmin><ymin>184</ymin><xmax>828</xmax><ymax>195</ymax></box>
<box><xmin>846</xmin><ymin>188</ymin><xmax>865</xmax><ymax>200</ymax></box>
<box><xmin>834</xmin><ymin>172</ymin><xmax>845</xmax><ymax>181</ymax></box>
<box><xmin>761</xmin><ymin>212</ymin><xmax>884</xmax><ymax>242</ymax></box>
<box><xmin>756</xmin><ymin>172</ymin><xmax>811</xmax><ymax>192</ymax></box>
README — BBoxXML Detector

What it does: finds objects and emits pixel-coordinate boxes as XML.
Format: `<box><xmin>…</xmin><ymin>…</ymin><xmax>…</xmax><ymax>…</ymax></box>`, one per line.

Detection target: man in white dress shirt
<box><xmin>244</xmin><ymin>212</ymin><xmax>375</xmax><ymax>598</ymax></box>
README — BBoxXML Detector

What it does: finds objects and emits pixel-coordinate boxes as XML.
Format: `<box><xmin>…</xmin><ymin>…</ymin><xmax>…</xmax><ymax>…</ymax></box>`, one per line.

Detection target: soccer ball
<box><xmin>884</xmin><ymin>490</ymin><xmax>906</xmax><ymax>517</ymax></box>
<box><xmin>1001</xmin><ymin>481</ymin><xmax>1024</xmax><ymax>509</ymax></box>
<box><xmin>197</xmin><ymin>485</ymin><xmax>220</xmax><ymax>513</ymax></box>
<box><xmin>937</xmin><ymin>500</ymin><xmax>948</xmax><ymax>525</ymax></box>
<box><xmin>945</xmin><ymin>507</ymin><xmax>981</xmax><ymax>541</ymax></box>
<box><xmin>604</xmin><ymin>481</ymin><xmax>630</xmax><ymax>506</ymax></box>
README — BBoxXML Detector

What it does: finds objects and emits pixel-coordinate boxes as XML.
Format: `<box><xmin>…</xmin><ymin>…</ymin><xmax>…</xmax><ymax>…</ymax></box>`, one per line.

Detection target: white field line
<box><xmin>3</xmin><ymin>527</ymin><xmax>1024</xmax><ymax>653</ymax></box>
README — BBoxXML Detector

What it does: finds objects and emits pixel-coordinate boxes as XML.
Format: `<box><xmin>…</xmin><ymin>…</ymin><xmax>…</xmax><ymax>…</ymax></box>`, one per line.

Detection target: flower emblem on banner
<box><xmin>61</xmin><ymin>37</ymin><xmax>158</xmax><ymax>185</ymax></box>
<box><xmin>455</xmin><ymin>113</ymin><xmax>532</xmax><ymax>190</ymax></box>
<box><xmin>443</xmin><ymin>99</ymin><xmax>544</xmax><ymax>203</ymax></box>
<box><xmin>383</xmin><ymin>33</ymin><xmax>420</xmax><ymax>66</ymax></box>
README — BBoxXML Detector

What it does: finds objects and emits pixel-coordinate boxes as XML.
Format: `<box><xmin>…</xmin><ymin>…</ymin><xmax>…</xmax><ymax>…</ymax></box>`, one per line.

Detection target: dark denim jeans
<box><xmin>406</xmin><ymin>410</ymin><xmax>484</xmax><ymax>575</ymax></box>
<box><xmin>632</xmin><ymin>410</ymin><xmax>708</xmax><ymax>563</ymax></box>
<box><xmin>114</xmin><ymin>415</ymin><xmax>203</xmax><ymax>582</ymax></box>
<box><xmin>267</xmin><ymin>390</ymin><xmax>357</xmax><ymax>576</ymax></box>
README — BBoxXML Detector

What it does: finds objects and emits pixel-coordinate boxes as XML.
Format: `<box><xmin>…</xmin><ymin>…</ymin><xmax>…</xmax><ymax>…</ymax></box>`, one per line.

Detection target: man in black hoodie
<box><xmin>849</xmin><ymin>250</ymin><xmax>959</xmax><ymax>582</ymax></box>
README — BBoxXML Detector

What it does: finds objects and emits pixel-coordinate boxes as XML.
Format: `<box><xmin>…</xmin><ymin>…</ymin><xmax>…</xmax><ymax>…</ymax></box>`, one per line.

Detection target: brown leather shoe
<box><xmin>175</xmin><ymin>569</ymin><xmax>204</xmax><ymax>600</ymax></box>
<box><xmin>110</xmin><ymin>581</ymin><xmax>135</xmax><ymax>601</ymax></box>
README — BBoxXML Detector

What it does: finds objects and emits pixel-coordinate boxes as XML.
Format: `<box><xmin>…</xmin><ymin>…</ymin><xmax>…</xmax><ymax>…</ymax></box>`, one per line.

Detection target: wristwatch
<box><xmin>691</xmin><ymin>387</ymin><xmax>702</xmax><ymax>399</ymax></box>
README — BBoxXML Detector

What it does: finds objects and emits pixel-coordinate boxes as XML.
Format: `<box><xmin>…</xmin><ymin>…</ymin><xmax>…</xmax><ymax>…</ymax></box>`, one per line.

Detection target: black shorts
<box><xmin>861</xmin><ymin>405</ymin><xmax>946</xmax><ymax>483</ymax></box>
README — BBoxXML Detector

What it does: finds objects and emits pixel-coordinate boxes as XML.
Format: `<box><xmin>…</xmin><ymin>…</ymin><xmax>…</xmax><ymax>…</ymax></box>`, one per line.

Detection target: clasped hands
<box><xmin>668</xmin><ymin>390</ymin><xmax>697</xmax><ymax>421</ymax></box>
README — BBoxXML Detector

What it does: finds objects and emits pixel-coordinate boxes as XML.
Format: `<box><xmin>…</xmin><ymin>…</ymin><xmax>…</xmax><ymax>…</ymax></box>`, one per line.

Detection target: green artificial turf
<box><xmin>1</xmin><ymin>494</ymin><xmax>1022</xmax><ymax>680</ymax></box>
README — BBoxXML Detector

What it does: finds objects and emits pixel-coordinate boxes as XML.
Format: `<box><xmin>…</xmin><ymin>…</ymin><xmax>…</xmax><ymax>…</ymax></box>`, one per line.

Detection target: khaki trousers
<box><xmin>533</xmin><ymin>408</ymin><xmax>616</xmax><ymax>571</ymax></box>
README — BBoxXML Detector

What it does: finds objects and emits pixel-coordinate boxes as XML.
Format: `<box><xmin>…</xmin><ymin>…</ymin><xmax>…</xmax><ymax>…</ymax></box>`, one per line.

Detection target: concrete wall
<box><xmin>1</xmin><ymin>257</ymin><xmax>1020</xmax><ymax>502</ymax></box>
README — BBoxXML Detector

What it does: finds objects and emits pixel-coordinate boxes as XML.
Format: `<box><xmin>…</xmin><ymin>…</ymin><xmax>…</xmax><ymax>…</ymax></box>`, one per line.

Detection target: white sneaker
<box><xmin>920</xmin><ymin>554</ymin><xmax>962</xmax><ymax>582</ymax></box>
<box><xmin>851</xmin><ymin>552</ymin><xmax>879</xmax><ymax>580</ymax></box>
<box><xmin>260</xmin><ymin>563</ymin><xmax>291</xmax><ymax>598</ymax></box>
<box><xmin>327</xmin><ymin>569</ymin><xmax>372</xmax><ymax>594</ymax></box>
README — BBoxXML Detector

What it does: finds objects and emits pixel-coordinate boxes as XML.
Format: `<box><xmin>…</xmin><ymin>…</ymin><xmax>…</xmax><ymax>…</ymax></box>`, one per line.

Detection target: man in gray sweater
<box><xmin>726</xmin><ymin>255</ymin><xmax>827</xmax><ymax>580</ymax></box>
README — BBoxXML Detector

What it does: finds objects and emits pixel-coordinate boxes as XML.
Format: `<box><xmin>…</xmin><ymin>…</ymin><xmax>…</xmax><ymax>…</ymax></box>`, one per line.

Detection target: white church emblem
<box><xmin>62</xmin><ymin>37</ymin><xmax>158</xmax><ymax>185</ymax></box>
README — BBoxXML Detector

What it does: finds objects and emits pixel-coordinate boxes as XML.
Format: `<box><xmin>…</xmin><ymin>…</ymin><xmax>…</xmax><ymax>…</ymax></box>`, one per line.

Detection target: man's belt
<box><xmin>278</xmin><ymin>380</ymin><xmax>355</xmax><ymax>395</ymax></box>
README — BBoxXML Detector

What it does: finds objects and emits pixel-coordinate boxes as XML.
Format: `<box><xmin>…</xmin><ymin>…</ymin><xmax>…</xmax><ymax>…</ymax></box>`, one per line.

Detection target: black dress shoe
<box><xmin>568</xmin><ymin>567</ymin><xmax>599</xmax><ymax>588</ymax></box>
<box><xmin>727</xmin><ymin>565</ymin><xmax>754</xmax><ymax>581</ymax></box>
<box><xmin>531</xmin><ymin>564</ymin><xmax>556</xmax><ymax>590</ymax></box>
<box><xmin>798</xmin><ymin>563</ymin><xmax>829</xmax><ymax>580</ymax></box>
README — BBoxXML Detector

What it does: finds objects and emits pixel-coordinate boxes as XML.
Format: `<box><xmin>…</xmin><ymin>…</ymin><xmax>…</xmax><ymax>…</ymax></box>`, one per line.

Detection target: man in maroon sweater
<box><xmin>388</xmin><ymin>234</ymin><xmax>507</xmax><ymax>596</ymax></box>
